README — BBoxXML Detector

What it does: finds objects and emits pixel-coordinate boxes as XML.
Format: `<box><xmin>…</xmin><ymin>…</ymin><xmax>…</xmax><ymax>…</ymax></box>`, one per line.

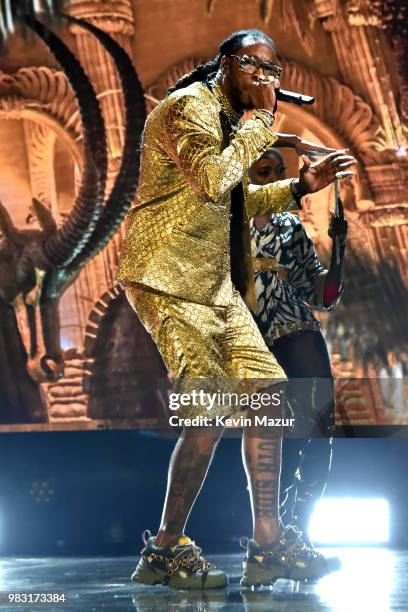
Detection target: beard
<box><xmin>228</xmin><ymin>82</ymin><xmax>250</xmax><ymax>111</ymax></box>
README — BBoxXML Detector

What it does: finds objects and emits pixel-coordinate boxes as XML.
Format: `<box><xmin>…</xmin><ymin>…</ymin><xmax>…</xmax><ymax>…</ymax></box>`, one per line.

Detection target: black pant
<box><xmin>271</xmin><ymin>330</ymin><xmax>334</xmax><ymax>539</ymax></box>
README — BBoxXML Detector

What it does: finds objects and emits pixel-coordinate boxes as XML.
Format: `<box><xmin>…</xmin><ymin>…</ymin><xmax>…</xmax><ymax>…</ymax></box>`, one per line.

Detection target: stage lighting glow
<box><xmin>309</xmin><ymin>498</ymin><xmax>389</xmax><ymax>544</ymax></box>
<box><xmin>315</xmin><ymin>548</ymin><xmax>394</xmax><ymax>612</ymax></box>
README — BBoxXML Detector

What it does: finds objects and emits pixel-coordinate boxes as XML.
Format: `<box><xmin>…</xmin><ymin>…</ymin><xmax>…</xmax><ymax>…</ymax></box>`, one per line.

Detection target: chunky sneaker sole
<box><xmin>131</xmin><ymin>531</ymin><xmax>228</xmax><ymax>590</ymax></box>
<box><xmin>132</xmin><ymin>555</ymin><xmax>228</xmax><ymax>590</ymax></box>
<box><xmin>240</xmin><ymin>529</ymin><xmax>341</xmax><ymax>586</ymax></box>
<box><xmin>240</xmin><ymin>559</ymin><xmax>287</xmax><ymax>587</ymax></box>
<box><xmin>240</xmin><ymin>556</ymin><xmax>338</xmax><ymax>586</ymax></box>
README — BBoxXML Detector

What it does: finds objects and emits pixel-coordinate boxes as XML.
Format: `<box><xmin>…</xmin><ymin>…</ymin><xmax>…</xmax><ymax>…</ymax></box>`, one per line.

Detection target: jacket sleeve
<box><xmin>164</xmin><ymin>92</ymin><xmax>279</xmax><ymax>202</ymax></box>
<box><xmin>246</xmin><ymin>181</ymin><xmax>300</xmax><ymax>216</ymax></box>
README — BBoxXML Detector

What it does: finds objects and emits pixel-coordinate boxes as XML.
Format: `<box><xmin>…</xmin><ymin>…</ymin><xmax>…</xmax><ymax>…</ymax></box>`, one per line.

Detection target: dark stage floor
<box><xmin>0</xmin><ymin>548</ymin><xmax>406</xmax><ymax>611</ymax></box>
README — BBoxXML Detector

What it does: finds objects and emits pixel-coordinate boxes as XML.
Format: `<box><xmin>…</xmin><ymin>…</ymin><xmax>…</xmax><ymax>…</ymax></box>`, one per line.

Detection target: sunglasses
<box><xmin>229</xmin><ymin>54</ymin><xmax>283</xmax><ymax>79</ymax></box>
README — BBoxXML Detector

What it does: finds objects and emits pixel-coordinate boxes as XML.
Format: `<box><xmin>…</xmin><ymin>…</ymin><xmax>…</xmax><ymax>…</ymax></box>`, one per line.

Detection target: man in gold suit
<box><xmin>118</xmin><ymin>29</ymin><xmax>355</xmax><ymax>589</ymax></box>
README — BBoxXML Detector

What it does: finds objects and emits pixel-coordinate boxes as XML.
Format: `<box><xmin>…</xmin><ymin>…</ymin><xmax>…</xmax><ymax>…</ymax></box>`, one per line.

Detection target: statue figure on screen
<box><xmin>0</xmin><ymin>16</ymin><xmax>145</xmax><ymax>423</ymax></box>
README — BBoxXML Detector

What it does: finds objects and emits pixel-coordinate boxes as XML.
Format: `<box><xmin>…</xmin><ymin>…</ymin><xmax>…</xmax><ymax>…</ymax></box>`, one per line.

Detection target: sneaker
<box><xmin>240</xmin><ymin>525</ymin><xmax>341</xmax><ymax>586</ymax></box>
<box><xmin>240</xmin><ymin>537</ymin><xmax>288</xmax><ymax>586</ymax></box>
<box><xmin>278</xmin><ymin>525</ymin><xmax>341</xmax><ymax>579</ymax></box>
<box><xmin>131</xmin><ymin>530</ymin><xmax>228</xmax><ymax>590</ymax></box>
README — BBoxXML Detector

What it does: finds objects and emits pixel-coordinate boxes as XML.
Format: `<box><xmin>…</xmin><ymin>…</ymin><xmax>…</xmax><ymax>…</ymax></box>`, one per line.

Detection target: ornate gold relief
<box><xmin>362</xmin><ymin>204</ymin><xmax>408</xmax><ymax>228</ymax></box>
<box><xmin>23</xmin><ymin>120</ymin><xmax>56</xmax><ymax>210</ymax></box>
<box><xmin>278</xmin><ymin>56</ymin><xmax>380</xmax><ymax>163</ymax></box>
<box><xmin>0</xmin><ymin>67</ymin><xmax>83</xmax><ymax>164</ymax></box>
<box><xmin>346</xmin><ymin>0</ymin><xmax>383</xmax><ymax>27</ymax></box>
<box><xmin>67</xmin><ymin>0</ymin><xmax>134</xmax><ymax>35</ymax></box>
<box><xmin>205</xmin><ymin>0</ymin><xmax>314</xmax><ymax>53</ymax></box>
<box><xmin>144</xmin><ymin>57</ymin><xmax>205</xmax><ymax>114</ymax></box>
<box><xmin>313</xmin><ymin>0</ymin><xmax>346</xmax><ymax>32</ymax></box>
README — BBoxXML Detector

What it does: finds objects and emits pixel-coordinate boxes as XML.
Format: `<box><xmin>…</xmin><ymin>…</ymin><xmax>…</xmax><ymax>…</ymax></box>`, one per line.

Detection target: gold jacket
<box><xmin>117</xmin><ymin>81</ymin><xmax>299</xmax><ymax>309</ymax></box>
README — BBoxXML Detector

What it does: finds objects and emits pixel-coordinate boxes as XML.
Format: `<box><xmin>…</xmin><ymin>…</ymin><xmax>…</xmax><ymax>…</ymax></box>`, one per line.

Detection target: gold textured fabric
<box><xmin>117</xmin><ymin>81</ymin><xmax>298</xmax><ymax>309</ymax></box>
<box><xmin>125</xmin><ymin>284</ymin><xmax>286</xmax><ymax>419</ymax></box>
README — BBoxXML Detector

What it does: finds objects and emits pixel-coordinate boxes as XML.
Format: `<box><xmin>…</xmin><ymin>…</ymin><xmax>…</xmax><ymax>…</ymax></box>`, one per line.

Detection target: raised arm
<box><xmin>272</xmin><ymin>133</ymin><xmax>338</xmax><ymax>158</ymax></box>
<box><xmin>164</xmin><ymin>93</ymin><xmax>282</xmax><ymax>202</ymax></box>
<box><xmin>247</xmin><ymin>150</ymin><xmax>356</xmax><ymax>217</ymax></box>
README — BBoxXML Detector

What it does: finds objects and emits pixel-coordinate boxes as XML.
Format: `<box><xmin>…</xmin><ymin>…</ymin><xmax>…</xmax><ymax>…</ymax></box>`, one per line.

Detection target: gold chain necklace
<box><xmin>210</xmin><ymin>78</ymin><xmax>242</xmax><ymax>126</ymax></box>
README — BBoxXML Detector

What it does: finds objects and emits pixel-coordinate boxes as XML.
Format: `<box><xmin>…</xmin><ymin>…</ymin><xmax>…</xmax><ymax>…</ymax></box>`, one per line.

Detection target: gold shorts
<box><xmin>125</xmin><ymin>284</ymin><xmax>286</xmax><ymax>418</ymax></box>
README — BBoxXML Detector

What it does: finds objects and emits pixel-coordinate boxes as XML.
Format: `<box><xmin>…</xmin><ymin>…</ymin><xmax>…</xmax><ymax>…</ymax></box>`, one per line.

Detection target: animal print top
<box><xmin>250</xmin><ymin>212</ymin><xmax>328</xmax><ymax>343</ymax></box>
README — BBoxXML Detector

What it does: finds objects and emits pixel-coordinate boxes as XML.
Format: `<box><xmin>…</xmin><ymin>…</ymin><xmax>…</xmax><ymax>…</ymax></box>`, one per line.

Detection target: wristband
<box><xmin>254</xmin><ymin>109</ymin><xmax>275</xmax><ymax>128</ymax></box>
<box><xmin>290</xmin><ymin>179</ymin><xmax>306</xmax><ymax>200</ymax></box>
<box><xmin>289</xmin><ymin>179</ymin><xmax>305</xmax><ymax>209</ymax></box>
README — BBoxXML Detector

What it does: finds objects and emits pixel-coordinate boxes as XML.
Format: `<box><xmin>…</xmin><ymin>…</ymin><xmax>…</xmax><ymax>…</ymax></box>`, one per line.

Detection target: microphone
<box><xmin>276</xmin><ymin>89</ymin><xmax>314</xmax><ymax>106</ymax></box>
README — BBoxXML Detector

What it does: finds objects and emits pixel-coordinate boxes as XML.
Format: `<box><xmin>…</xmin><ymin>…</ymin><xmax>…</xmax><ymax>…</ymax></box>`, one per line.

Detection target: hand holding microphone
<box><xmin>248</xmin><ymin>74</ymin><xmax>314</xmax><ymax>116</ymax></box>
<box><xmin>248</xmin><ymin>76</ymin><xmax>277</xmax><ymax>114</ymax></box>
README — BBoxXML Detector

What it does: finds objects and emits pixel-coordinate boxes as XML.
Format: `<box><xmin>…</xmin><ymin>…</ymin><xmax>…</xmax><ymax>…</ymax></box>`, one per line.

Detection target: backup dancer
<box><xmin>250</xmin><ymin>148</ymin><xmax>347</xmax><ymax>543</ymax></box>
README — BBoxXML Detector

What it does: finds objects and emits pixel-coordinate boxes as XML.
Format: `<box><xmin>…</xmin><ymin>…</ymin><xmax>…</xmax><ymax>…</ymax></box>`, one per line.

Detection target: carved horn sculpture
<box><xmin>61</xmin><ymin>15</ymin><xmax>146</xmax><ymax>283</ymax></box>
<box><xmin>0</xmin><ymin>15</ymin><xmax>145</xmax><ymax>423</ymax></box>
<box><xmin>25</xmin><ymin>15</ymin><xmax>107</xmax><ymax>269</ymax></box>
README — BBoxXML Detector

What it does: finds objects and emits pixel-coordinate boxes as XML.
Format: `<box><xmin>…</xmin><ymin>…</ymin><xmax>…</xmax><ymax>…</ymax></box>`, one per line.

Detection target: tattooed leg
<box><xmin>155</xmin><ymin>425</ymin><xmax>224</xmax><ymax>547</ymax></box>
<box><xmin>242</xmin><ymin>400</ymin><xmax>282</xmax><ymax>546</ymax></box>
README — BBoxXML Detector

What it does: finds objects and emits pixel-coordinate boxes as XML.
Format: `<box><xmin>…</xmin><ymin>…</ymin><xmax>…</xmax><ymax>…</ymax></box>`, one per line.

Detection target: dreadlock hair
<box><xmin>167</xmin><ymin>29</ymin><xmax>276</xmax><ymax>94</ymax></box>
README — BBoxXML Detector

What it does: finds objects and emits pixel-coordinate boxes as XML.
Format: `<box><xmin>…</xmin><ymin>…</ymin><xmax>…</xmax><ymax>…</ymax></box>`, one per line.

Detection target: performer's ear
<box><xmin>220</xmin><ymin>56</ymin><xmax>229</xmax><ymax>75</ymax></box>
